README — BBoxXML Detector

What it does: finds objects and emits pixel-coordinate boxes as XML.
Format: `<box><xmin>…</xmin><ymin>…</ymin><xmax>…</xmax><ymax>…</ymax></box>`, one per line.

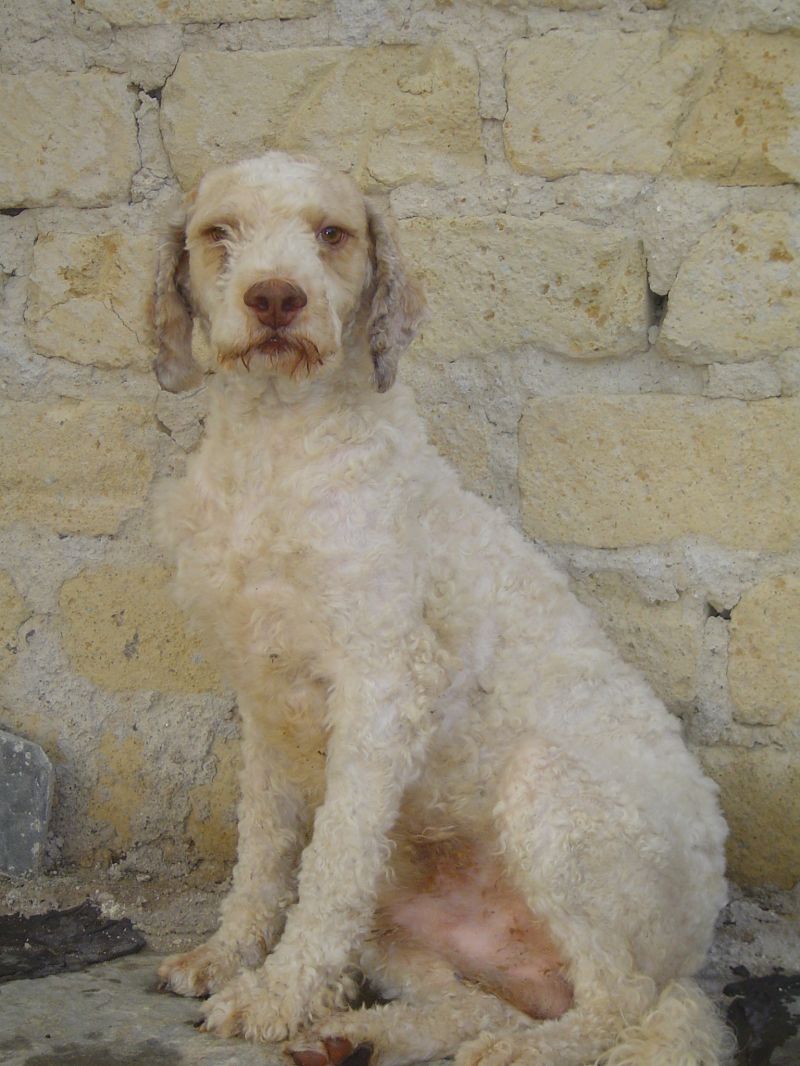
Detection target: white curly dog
<box><xmin>153</xmin><ymin>152</ymin><xmax>729</xmax><ymax>1066</ymax></box>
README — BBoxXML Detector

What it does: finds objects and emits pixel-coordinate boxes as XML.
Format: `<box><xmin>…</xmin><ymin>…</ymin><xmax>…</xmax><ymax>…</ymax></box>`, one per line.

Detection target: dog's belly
<box><xmin>379</xmin><ymin>838</ymin><xmax>573</xmax><ymax>1020</ymax></box>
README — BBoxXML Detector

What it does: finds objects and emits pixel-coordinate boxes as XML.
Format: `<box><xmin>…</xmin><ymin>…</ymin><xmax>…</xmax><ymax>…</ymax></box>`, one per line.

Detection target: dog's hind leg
<box><xmin>455</xmin><ymin>737</ymin><xmax>727</xmax><ymax>1066</ymax></box>
<box><xmin>290</xmin><ymin>942</ymin><xmax>527</xmax><ymax>1066</ymax></box>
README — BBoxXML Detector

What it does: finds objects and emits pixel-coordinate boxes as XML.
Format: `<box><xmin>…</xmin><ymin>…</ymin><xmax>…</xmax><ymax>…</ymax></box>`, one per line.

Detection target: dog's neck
<box><xmin>206</xmin><ymin>331</ymin><xmax>414</xmax><ymax>437</ymax></box>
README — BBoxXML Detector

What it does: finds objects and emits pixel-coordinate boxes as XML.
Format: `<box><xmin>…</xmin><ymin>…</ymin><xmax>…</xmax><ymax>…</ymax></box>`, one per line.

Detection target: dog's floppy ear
<box><xmin>153</xmin><ymin>199</ymin><xmax>203</xmax><ymax>393</ymax></box>
<box><xmin>365</xmin><ymin>201</ymin><xmax>427</xmax><ymax>393</ymax></box>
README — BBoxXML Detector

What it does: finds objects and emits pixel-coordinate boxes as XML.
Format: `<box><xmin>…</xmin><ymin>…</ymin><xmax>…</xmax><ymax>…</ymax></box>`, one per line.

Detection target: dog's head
<box><xmin>153</xmin><ymin>152</ymin><xmax>426</xmax><ymax>394</ymax></box>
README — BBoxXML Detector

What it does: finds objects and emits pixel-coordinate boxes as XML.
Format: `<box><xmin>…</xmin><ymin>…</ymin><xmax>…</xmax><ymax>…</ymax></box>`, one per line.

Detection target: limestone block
<box><xmin>700</xmin><ymin>746</ymin><xmax>800</xmax><ymax>888</ymax></box>
<box><xmin>80</xmin><ymin>0</ymin><xmax>327</xmax><ymax>24</ymax></box>
<box><xmin>518</xmin><ymin>396</ymin><xmax>800</xmax><ymax>551</ymax></box>
<box><xmin>0</xmin><ymin>212</ymin><xmax>36</xmax><ymax>292</ymax></box>
<box><xmin>0</xmin><ymin>730</ymin><xmax>54</xmax><ymax>877</ymax></box>
<box><xmin>729</xmin><ymin>576</ymin><xmax>800</xmax><ymax>726</ymax></box>
<box><xmin>504</xmin><ymin>32</ymin><xmax>718</xmax><ymax>178</ymax></box>
<box><xmin>571</xmin><ymin>572</ymin><xmax>702</xmax><ymax>706</ymax></box>
<box><xmin>0</xmin><ymin>72</ymin><xmax>139</xmax><ymax>209</ymax></box>
<box><xmin>704</xmin><ymin>361</ymin><xmax>782</xmax><ymax>400</ymax></box>
<box><xmin>27</xmin><ymin>232</ymin><xmax>157</xmax><ymax>370</ymax></box>
<box><xmin>778</xmin><ymin>349</ymin><xmax>800</xmax><ymax>396</ymax></box>
<box><xmin>671</xmin><ymin>0</ymin><xmax>800</xmax><ymax>32</ymax></box>
<box><xmin>155</xmin><ymin>382</ymin><xmax>208</xmax><ymax>453</ymax></box>
<box><xmin>0</xmin><ymin>400</ymin><xmax>153</xmax><ymax>535</ymax></box>
<box><xmin>186</xmin><ymin>736</ymin><xmax>239</xmax><ymax>866</ymax></box>
<box><xmin>401</xmin><ymin>215</ymin><xmax>649</xmax><ymax>361</ymax></box>
<box><xmin>659</xmin><ymin>212</ymin><xmax>799</xmax><ymax>365</ymax></box>
<box><xmin>526</xmin><ymin>0</ymin><xmax>602</xmax><ymax>7</ymax></box>
<box><xmin>504</xmin><ymin>31</ymin><xmax>799</xmax><ymax>185</ymax></box>
<box><xmin>671</xmin><ymin>33</ymin><xmax>800</xmax><ymax>185</ymax></box>
<box><xmin>87</xmin><ymin>732</ymin><xmax>145</xmax><ymax>855</ymax></box>
<box><xmin>424</xmin><ymin>398</ymin><xmax>491</xmax><ymax>488</ymax></box>
<box><xmin>161</xmin><ymin>44</ymin><xmax>482</xmax><ymax>190</ymax></box>
<box><xmin>635</xmin><ymin>180</ymin><xmax>733</xmax><ymax>296</ymax></box>
<box><xmin>0</xmin><ymin>572</ymin><xmax>28</xmax><ymax>676</ymax></box>
<box><xmin>59</xmin><ymin>565</ymin><xmax>220</xmax><ymax>694</ymax></box>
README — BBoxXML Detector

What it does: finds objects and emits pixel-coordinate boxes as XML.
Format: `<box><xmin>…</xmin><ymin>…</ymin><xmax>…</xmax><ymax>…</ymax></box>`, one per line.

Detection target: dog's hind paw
<box><xmin>454</xmin><ymin>1033</ymin><xmax>524</xmax><ymax>1066</ymax></box>
<box><xmin>289</xmin><ymin>1037</ymin><xmax>373</xmax><ymax>1066</ymax></box>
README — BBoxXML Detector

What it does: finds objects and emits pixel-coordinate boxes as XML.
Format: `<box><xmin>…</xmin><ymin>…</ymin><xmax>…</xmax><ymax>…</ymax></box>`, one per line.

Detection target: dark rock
<box><xmin>0</xmin><ymin>899</ymin><xmax>146</xmax><ymax>983</ymax></box>
<box><xmin>724</xmin><ymin>966</ymin><xmax>800</xmax><ymax>1066</ymax></box>
<box><xmin>0</xmin><ymin>729</ymin><xmax>54</xmax><ymax>877</ymax></box>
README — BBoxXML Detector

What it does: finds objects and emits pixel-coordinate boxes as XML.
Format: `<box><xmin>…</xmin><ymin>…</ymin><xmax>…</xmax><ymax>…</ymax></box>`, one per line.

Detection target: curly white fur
<box><xmin>153</xmin><ymin>152</ymin><xmax>729</xmax><ymax>1065</ymax></box>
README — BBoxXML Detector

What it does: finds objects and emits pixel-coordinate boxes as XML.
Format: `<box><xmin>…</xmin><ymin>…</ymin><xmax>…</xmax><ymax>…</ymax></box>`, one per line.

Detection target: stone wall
<box><xmin>1</xmin><ymin>0</ymin><xmax>798</xmax><ymax>889</ymax></box>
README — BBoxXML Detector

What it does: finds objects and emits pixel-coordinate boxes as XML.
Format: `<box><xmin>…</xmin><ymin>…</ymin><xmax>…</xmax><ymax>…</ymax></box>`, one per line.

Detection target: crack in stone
<box><xmin>106</xmin><ymin>297</ymin><xmax>145</xmax><ymax>346</ymax></box>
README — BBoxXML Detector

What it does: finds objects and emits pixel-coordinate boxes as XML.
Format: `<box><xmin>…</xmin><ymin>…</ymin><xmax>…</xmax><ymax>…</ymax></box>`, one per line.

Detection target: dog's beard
<box><xmin>218</xmin><ymin>333</ymin><xmax>326</xmax><ymax>378</ymax></box>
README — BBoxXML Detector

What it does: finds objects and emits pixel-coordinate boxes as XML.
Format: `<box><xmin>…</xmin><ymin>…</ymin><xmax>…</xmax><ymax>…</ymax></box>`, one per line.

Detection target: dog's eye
<box><xmin>203</xmin><ymin>226</ymin><xmax>230</xmax><ymax>244</ymax></box>
<box><xmin>317</xmin><ymin>225</ymin><xmax>347</xmax><ymax>247</ymax></box>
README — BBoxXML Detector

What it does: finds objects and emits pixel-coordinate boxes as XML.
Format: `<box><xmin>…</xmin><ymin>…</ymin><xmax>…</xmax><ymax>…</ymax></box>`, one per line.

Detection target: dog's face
<box><xmin>188</xmin><ymin>155</ymin><xmax>370</xmax><ymax>378</ymax></box>
<box><xmin>154</xmin><ymin>152</ymin><xmax>425</xmax><ymax>394</ymax></box>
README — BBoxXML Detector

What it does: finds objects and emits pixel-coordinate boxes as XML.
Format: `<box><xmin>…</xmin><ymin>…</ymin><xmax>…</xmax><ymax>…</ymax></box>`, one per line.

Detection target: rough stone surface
<box><xmin>0</xmin><ymin>572</ymin><xmax>28</xmax><ymax>677</ymax></box>
<box><xmin>504</xmin><ymin>31</ymin><xmax>800</xmax><ymax>185</ymax></box>
<box><xmin>81</xmin><ymin>0</ymin><xmax>327</xmax><ymax>24</ymax></box>
<box><xmin>26</xmin><ymin>232</ymin><xmax>157</xmax><ymax>370</ymax></box>
<box><xmin>401</xmin><ymin>215</ymin><xmax>650</xmax><ymax>361</ymax></box>
<box><xmin>0</xmin><ymin>952</ymin><xmax>275</xmax><ymax>1065</ymax></box>
<box><xmin>670</xmin><ymin>32</ymin><xmax>800</xmax><ymax>185</ymax></box>
<box><xmin>571</xmin><ymin>572</ymin><xmax>702</xmax><ymax>707</ymax></box>
<box><xmin>526</xmin><ymin>0</ymin><xmax>603</xmax><ymax>8</ymax></box>
<box><xmin>504</xmin><ymin>32</ymin><xmax>718</xmax><ymax>178</ymax></box>
<box><xmin>86</xmin><ymin>732</ymin><xmax>156</xmax><ymax>864</ymax></box>
<box><xmin>0</xmin><ymin>72</ymin><xmax>139</xmax><ymax>208</ymax></box>
<box><xmin>729</xmin><ymin>576</ymin><xmax>800</xmax><ymax>727</ymax></box>
<box><xmin>0</xmin><ymin>729</ymin><xmax>53</xmax><ymax>877</ymax></box>
<box><xmin>59</xmin><ymin>566</ymin><xmax>221</xmax><ymax>694</ymax></box>
<box><xmin>161</xmin><ymin>44</ymin><xmax>482</xmax><ymax>191</ymax></box>
<box><xmin>0</xmin><ymin>401</ymin><xmax>153</xmax><ymax>535</ymax></box>
<box><xmin>704</xmin><ymin>361</ymin><xmax>782</xmax><ymax>400</ymax></box>
<box><xmin>659</xmin><ymin>212</ymin><xmax>800</xmax><ymax>365</ymax></box>
<box><xmin>185</xmin><ymin>736</ymin><xmax>239</xmax><ymax>867</ymax></box>
<box><xmin>671</xmin><ymin>0</ymin><xmax>800</xmax><ymax>31</ymax></box>
<box><xmin>778</xmin><ymin>350</ymin><xmax>800</xmax><ymax>396</ymax></box>
<box><xmin>518</xmin><ymin>397</ymin><xmax>800</xmax><ymax>551</ymax></box>
<box><xmin>700</xmin><ymin>746</ymin><xmax>800</xmax><ymax>889</ymax></box>
<box><xmin>424</xmin><ymin>397</ymin><xmax>492</xmax><ymax>488</ymax></box>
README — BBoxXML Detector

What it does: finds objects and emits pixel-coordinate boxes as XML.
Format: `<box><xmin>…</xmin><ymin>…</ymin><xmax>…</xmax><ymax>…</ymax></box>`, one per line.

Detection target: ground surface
<box><xmin>0</xmin><ymin>875</ymin><xmax>798</xmax><ymax>1065</ymax></box>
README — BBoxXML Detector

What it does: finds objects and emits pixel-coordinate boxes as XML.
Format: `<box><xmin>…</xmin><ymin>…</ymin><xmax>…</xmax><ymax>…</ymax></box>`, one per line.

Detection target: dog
<box><xmin>152</xmin><ymin>151</ymin><xmax>729</xmax><ymax>1066</ymax></box>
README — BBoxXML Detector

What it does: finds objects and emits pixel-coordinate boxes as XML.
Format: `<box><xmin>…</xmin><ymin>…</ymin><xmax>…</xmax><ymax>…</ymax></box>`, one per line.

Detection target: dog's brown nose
<box><xmin>243</xmin><ymin>279</ymin><xmax>307</xmax><ymax>328</ymax></box>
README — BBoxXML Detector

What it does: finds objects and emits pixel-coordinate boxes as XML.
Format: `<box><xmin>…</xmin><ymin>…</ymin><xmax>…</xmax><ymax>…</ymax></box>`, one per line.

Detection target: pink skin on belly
<box><xmin>289</xmin><ymin>851</ymin><xmax>574</xmax><ymax>1066</ymax></box>
<box><xmin>387</xmin><ymin>857</ymin><xmax>573</xmax><ymax>1020</ymax></box>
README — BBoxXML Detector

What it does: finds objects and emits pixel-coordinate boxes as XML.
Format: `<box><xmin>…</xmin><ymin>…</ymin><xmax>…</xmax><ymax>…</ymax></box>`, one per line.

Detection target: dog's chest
<box><xmin>165</xmin><ymin>424</ymin><xmax>385</xmax><ymax>669</ymax></box>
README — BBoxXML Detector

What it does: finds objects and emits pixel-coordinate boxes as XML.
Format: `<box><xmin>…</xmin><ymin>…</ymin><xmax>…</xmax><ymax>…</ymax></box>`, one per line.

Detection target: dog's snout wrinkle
<box><xmin>244</xmin><ymin>278</ymin><xmax>308</xmax><ymax>329</ymax></box>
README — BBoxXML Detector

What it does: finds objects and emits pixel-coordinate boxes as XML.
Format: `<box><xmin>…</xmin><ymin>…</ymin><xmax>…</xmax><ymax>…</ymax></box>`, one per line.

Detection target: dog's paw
<box><xmin>201</xmin><ymin>960</ymin><xmax>354</xmax><ymax>1042</ymax></box>
<box><xmin>201</xmin><ymin>968</ymin><xmax>309</xmax><ymax>1041</ymax></box>
<box><xmin>290</xmin><ymin>1037</ymin><xmax>373</xmax><ymax>1066</ymax></box>
<box><xmin>158</xmin><ymin>940</ymin><xmax>248</xmax><ymax>998</ymax></box>
<box><xmin>454</xmin><ymin>1033</ymin><xmax>526</xmax><ymax>1066</ymax></box>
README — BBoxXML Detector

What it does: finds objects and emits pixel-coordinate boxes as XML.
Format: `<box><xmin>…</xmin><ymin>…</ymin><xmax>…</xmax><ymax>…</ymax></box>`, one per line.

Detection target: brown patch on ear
<box><xmin>153</xmin><ymin>198</ymin><xmax>203</xmax><ymax>393</ymax></box>
<box><xmin>365</xmin><ymin>200</ymin><xmax>427</xmax><ymax>393</ymax></box>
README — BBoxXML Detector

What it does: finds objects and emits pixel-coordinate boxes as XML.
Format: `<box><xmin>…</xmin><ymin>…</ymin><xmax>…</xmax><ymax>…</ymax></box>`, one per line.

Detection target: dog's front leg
<box><xmin>202</xmin><ymin>663</ymin><xmax>433</xmax><ymax>1042</ymax></box>
<box><xmin>159</xmin><ymin>693</ymin><xmax>312</xmax><ymax>997</ymax></box>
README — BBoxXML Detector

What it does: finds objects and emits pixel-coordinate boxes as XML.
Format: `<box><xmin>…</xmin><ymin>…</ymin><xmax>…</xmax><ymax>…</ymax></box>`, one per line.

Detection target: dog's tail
<box><xmin>595</xmin><ymin>978</ymin><xmax>733</xmax><ymax>1066</ymax></box>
